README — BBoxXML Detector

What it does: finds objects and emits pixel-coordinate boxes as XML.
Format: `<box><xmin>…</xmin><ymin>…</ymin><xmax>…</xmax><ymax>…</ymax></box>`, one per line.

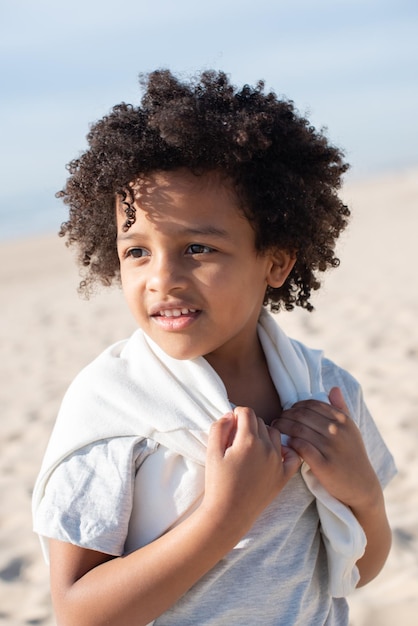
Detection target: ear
<box><xmin>266</xmin><ymin>250</ymin><xmax>296</xmax><ymax>288</ymax></box>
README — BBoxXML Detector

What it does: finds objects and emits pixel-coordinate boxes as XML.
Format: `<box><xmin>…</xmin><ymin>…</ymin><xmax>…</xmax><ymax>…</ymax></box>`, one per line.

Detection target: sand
<box><xmin>1</xmin><ymin>167</ymin><xmax>417</xmax><ymax>625</ymax></box>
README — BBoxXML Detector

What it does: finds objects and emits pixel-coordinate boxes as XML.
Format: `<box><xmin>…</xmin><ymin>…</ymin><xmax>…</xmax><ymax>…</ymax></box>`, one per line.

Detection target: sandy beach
<box><xmin>1</xmin><ymin>167</ymin><xmax>417</xmax><ymax>625</ymax></box>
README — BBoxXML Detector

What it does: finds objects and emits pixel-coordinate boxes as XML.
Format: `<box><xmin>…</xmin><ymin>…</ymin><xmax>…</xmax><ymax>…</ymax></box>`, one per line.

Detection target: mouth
<box><xmin>150</xmin><ymin>307</ymin><xmax>201</xmax><ymax>330</ymax></box>
<box><xmin>153</xmin><ymin>308</ymin><xmax>198</xmax><ymax>318</ymax></box>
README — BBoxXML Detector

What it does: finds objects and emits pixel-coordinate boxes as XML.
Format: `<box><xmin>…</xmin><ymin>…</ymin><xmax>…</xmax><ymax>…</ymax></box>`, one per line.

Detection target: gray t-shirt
<box><xmin>34</xmin><ymin>358</ymin><xmax>396</xmax><ymax>625</ymax></box>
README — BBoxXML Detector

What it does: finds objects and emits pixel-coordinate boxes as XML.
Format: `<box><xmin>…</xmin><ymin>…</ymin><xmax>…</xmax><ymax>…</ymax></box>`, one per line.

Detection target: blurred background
<box><xmin>1</xmin><ymin>2</ymin><xmax>418</xmax><ymax>625</ymax></box>
<box><xmin>1</xmin><ymin>0</ymin><xmax>417</xmax><ymax>240</ymax></box>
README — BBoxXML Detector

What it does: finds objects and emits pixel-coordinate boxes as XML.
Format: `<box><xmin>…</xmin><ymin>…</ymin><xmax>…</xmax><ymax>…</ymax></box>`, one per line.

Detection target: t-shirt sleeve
<box><xmin>33</xmin><ymin>436</ymin><xmax>158</xmax><ymax>556</ymax></box>
<box><xmin>322</xmin><ymin>359</ymin><xmax>397</xmax><ymax>489</ymax></box>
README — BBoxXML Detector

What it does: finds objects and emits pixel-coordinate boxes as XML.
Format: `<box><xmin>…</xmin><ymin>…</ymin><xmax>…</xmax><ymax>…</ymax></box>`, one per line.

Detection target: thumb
<box><xmin>207</xmin><ymin>412</ymin><xmax>236</xmax><ymax>457</ymax></box>
<box><xmin>281</xmin><ymin>445</ymin><xmax>302</xmax><ymax>480</ymax></box>
<box><xmin>328</xmin><ymin>386</ymin><xmax>350</xmax><ymax>415</ymax></box>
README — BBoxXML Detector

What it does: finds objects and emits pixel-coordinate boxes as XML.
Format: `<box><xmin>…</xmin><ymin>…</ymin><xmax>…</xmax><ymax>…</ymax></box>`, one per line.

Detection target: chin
<box><xmin>153</xmin><ymin>338</ymin><xmax>205</xmax><ymax>362</ymax></box>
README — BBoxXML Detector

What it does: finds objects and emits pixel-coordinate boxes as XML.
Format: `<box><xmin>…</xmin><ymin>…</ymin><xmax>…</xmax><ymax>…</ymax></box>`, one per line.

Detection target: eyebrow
<box><xmin>183</xmin><ymin>226</ymin><xmax>230</xmax><ymax>238</ymax></box>
<box><xmin>117</xmin><ymin>225</ymin><xmax>230</xmax><ymax>242</ymax></box>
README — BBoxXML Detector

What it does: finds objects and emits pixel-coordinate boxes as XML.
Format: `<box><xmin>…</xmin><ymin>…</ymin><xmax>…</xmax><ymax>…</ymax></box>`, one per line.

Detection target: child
<box><xmin>33</xmin><ymin>70</ymin><xmax>396</xmax><ymax>626</ymax></box>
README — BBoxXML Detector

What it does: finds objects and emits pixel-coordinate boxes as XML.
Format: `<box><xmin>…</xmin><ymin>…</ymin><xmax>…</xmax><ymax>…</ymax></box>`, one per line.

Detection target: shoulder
<box><xmin>34</xmin><ymin>436</ymin><xmax>158</xmax><ymax>557</ymax></box>
<box><xmin>319</xmin><ymin>356</ymin><xmax>397</xmax><ymax>486</ymax></box>
<box><xmin>321</xmin><ymin>357</ymin><xmax>360</xmax><ymax>394</ymax></box>
<box><xmin>320</xmin><ymin>357</ymin><xmax>363</xmax><ymax>422</ymax></box>
<box><xmin>59</xmin><ymin>330</ymin><xmax>144</xmax><ymax>406</ymax></box>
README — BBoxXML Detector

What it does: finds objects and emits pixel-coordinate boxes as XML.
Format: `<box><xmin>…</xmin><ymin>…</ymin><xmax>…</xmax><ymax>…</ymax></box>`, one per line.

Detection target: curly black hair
<box><xmin>58</xmin><ymin>69</ymin><xmax>350</xmax><ymax>311</ymax></box>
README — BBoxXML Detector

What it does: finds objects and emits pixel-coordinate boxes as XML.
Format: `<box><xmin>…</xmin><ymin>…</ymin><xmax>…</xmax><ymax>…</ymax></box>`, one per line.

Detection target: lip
<box><xmin>149</xmin><ymin>302</ymin><xmax>201</xmax><ymax>317</ymax></box>
<box><xmin>150</xmin><ymin>307</ymin><xmax>201</xmax><ymax>331</ymax></box>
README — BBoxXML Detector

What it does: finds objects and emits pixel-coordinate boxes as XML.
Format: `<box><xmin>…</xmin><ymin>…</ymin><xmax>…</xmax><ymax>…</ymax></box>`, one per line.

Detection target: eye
<box><xmin>125</xmin><ymin>247</ymin><xmax>150</xmax><ymax>259</ymax></box>
<box><xmin>186</xmin><ymin>244</ymin><xmax>214</xmax><ymax>255</ymax></box>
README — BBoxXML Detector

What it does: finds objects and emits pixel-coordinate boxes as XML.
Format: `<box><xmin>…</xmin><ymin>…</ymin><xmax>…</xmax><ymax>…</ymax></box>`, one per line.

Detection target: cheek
<box><xmin>120</xmin><ymin>272</ymin><xmax>142</xmax><ymax>307</ymax></box>
<box><xmin>192</xmin><ymin>265</ymin><xmax>229</xmax><ymax>290</ymax></box>
<box><xmin>120</xmin><ymin>268</ymin><xmax>131</xmax><ymax>295</ymax></box>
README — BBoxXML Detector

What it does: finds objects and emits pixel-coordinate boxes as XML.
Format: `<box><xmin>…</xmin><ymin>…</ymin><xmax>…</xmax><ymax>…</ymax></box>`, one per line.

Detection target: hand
<box><xmin>272</xmin><ymin>388</ymin><xmax>381</xmax><ymax>511</ymax></box>
<box><xmin>202</xmin><ymin>406</ymin><xmax>301</xmax><ymax>535</ymax></box>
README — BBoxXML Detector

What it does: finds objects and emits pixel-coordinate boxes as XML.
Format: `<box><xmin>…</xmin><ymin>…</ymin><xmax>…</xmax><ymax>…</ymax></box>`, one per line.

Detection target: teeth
<box><xmin>160</xmin><ymin>308</ymin><xmax>196</xmax><ymax>317</ymax></box>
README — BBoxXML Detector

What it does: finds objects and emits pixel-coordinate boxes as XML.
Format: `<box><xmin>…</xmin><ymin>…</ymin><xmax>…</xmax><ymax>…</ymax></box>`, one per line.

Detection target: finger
<box><xmin>283</xmin><ymin>398</ymin><xmax>330</xmax><ymax>412</ymax></box>
<box><xmin>266</xmin><ymin>423</ymin><xmax>283</xmax><ymax>451</ymax></box>
<box><xmin>277</xmin><ymin>409</ymin><xmax>328</xmax><ymax>440</ymax></box>
<box><xmin>256</xmin><ymin>415</ymin><xmax>271</xmax><ymax>441</ymax></box>
<box><xmin>328</xmin><ymin>387</ymin><xmax>351</xmax><ymax>421</ymax></box>
<box><xmin>232</xmin><ymin>406</ymin><xmax>259</xmax><ymax>438</ymax></box>
<box><xmin>278</xmin><ymin>396</ymin><xmax>349</xmax><ymax>437</ymax></box>
<box><xmin>208</xmin><ymin>412</ymin><xmax>236</xmax><ymax>457</ymax></box>
<box><xmin>281</xmin><ymin>444</ymin><xmax>303</xmax><ymax>479</ymax></box>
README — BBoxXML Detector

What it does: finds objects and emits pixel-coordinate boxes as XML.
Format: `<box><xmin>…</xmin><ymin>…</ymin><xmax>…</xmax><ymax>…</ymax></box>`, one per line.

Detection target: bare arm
<box><xmin>349</xmin><ymin>484</ymin><xmax>391</xmax><ymax>586</ymax></box>
<box><xmin>274</xmin><ymin>387</ymin><xmax>392</xmax><ymax>587</ymax></box>
<box><xmin>50</xmin><ymin>408</ymin><xmax>301</xmax><ymax>626</ymax></box>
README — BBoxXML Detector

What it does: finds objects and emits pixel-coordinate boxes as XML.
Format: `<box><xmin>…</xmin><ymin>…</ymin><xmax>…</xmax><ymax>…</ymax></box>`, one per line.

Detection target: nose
<box><xmin>146</xmin><ymin>252</ymin><xmax>188</xmax><ymax>294</ymax></box>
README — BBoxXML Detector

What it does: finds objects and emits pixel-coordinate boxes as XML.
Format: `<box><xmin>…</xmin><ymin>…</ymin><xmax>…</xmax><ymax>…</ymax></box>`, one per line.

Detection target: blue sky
<box><xmin>1</xmin><ymin>0</ymin><xmax>417</xmax><ymax>238</ymax></box>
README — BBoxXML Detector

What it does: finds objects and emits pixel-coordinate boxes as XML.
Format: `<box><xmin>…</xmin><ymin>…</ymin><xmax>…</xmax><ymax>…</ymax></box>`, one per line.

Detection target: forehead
<box><xmin>116</xmin><ymin>168</ymin><xmax>243</xmax><ymax>229</ymax></box>
<box><xmin>137</xmin><ymin>168</ymin><xmax>237</xmax><ymax>203</ymax></box>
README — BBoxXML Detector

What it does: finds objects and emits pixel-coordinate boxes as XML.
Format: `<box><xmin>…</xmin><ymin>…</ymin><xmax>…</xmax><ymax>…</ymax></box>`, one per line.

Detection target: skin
<box><xmin>49</xmin><ymin>169</ymin><xmax>391</xmax><ymax>626</ymax></box>
<box><xmin>274</xmin><ymin>386</ymin><xmax>392</xmax><ymax>586</ymax></box>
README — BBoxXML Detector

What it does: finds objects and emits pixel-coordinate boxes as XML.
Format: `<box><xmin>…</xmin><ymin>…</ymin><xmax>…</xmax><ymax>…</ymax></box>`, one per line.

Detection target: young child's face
<box><xmin>116</xmin><ymin>168</ymin><xmax>293</xmax><ymax>363</ymax></box>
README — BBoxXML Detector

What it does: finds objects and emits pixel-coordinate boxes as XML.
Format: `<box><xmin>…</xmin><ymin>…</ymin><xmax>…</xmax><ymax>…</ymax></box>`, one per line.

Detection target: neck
<box><xmin>205</xmin><ymin>335</ymin><xmax>282</xmax><ymax>424</ymax></box>
<box><xmin>204</xmin><ymin>334</ymin><xmax>265</xmax><ymax>381</ymax></box>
